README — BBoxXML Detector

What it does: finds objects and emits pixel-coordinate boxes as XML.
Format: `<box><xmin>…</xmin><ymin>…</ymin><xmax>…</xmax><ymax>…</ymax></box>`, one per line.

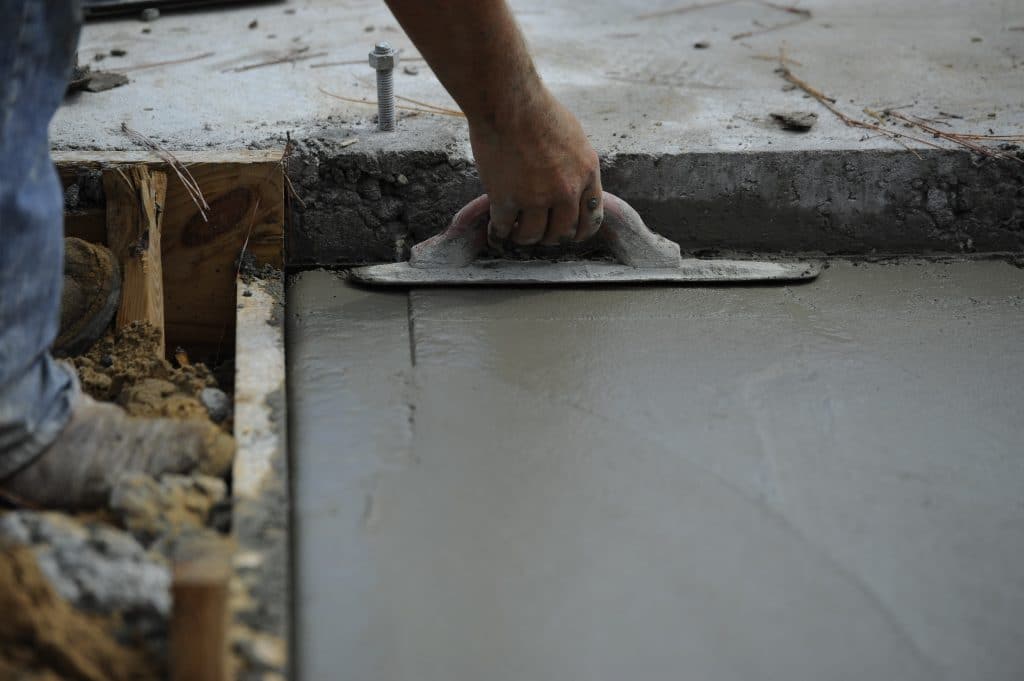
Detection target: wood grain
<box><xmin>170</xmin><ymin>549</ymin><xmax>233</xmax><ymax>681</ymax></box>
<box><xmin>57</xmin><ymin>149</ymin><xmax>285</xmax><ymax>352</ymax></box>
<box><xmin>103</xmin><ymin>165</ymin><xmax>168</xmax><ymax>355</ymax></box>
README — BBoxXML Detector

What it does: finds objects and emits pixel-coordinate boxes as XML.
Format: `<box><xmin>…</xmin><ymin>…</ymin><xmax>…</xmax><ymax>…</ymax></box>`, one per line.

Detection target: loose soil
<box><xmin>1</xmin><ymin>321</ymin><xmax>235</xmax><ymax>678</ymax></box>
<box><xmin>0</xmin><ymin>545</ymin><xmax>155</xmax><ymax>681</ymax></box>
<box><xmin>70</xmin><ymin>321</ymin><xmax>227</xmax><ymax>430</ymax></box>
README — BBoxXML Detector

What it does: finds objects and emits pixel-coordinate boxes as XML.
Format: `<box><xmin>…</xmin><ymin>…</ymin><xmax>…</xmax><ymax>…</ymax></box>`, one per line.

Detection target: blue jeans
<box><xmin>0</xmin><ymin>1</ymin><xmax>81</xmax><ymax>477</ymax></box>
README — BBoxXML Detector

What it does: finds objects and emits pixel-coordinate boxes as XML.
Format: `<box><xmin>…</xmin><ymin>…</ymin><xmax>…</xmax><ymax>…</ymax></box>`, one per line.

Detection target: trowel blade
<box><xmin>350</xmin><ymin>258</ymin><xmax>822</xmax><ymax>286</ymax></box>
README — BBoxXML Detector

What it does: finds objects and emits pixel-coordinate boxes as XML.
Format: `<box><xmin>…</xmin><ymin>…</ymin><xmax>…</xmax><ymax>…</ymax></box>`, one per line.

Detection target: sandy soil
<box><xmin>1</xmin><ymin>321</ymin><xmax>236</xmax><ymax>678</ymax></box>
<box><xmin>0</xmin><ymin>545</ymin><xmax>156</xmax><ymax>681</ymax></box>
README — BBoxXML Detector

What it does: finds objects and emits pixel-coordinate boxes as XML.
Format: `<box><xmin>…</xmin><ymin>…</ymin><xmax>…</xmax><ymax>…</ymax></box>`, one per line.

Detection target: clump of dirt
<box><xmin>0</xmin><ymin>321</ymin><xmax>240</xmax><ymax>672</ymax></box>
<box><xmin>110</xmin><ymin>473</ymin><xmax>228</xmax><ymax>547</ymax></box>
<box><xmin>238</xmin><ymin>255</ymin><xmax>285</xmax><ymax>328</ymax></box>
<box><xmin>69</xmin><ymin>321</ymin><xmax>228</xmax><ymax>432</ymax></box>
<box><xmin>2</xmin><ymin>301</ymin><xmax>242</xmax><ymax>675</ymax></box>
<box><xmin>0</xmin><ymin>544</ymin><xmax>156</xmax><ymax>681</ymax></box>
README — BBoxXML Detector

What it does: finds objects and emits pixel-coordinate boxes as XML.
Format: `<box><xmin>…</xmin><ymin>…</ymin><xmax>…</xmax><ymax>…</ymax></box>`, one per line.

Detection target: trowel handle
<box><xmin>410</xmin><ymin>192</ymin><xmax>682</xmax><ymax>269</ymax></box>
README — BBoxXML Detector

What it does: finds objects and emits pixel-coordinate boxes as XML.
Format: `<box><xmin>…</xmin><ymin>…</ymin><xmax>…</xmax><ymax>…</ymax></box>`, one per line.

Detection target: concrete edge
<box><xmin>230</xmin><ymin>271</ymin><xmax>290</xmax><ymax>680</ymax></box>
<box><xmin>283</xmin><ymin>143</ymin><xmax>1024</xmax><ymax>265</ymax></box>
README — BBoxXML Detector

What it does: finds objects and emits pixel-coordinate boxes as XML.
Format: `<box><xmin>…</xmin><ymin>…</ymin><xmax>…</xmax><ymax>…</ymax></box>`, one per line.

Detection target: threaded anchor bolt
<box><xmin>368</xmin><ymin>42</ymin><xmax>399</xmax><ymax>132</ymax></box>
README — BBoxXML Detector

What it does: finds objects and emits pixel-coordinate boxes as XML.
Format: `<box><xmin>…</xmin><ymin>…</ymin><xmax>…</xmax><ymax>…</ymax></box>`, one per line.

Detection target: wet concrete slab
<box><xmin>288</xmin><ymin>261</ymin><xmax>1024</xmax><ymax>681</ymax></box>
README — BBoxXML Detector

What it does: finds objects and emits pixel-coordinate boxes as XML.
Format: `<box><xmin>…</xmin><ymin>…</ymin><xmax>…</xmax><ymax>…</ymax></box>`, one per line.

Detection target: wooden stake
<box><xmin>102</xmin><ymin>165</ymin><xmax>168</xmax><ymax>355</ymax></box>
<box><xmin>57</xmin><ymin>150</ymin><xmax>285</xmax><ymax>352</ymax></box>
<box><xmin>170</xmin><ymin>550</ymin><xmax>233</xmax><ymax>681</ymax></box>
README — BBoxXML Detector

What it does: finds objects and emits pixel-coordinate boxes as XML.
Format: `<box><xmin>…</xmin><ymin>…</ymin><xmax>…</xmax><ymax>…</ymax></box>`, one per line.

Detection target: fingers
<box><xmin>576</xmin><ymin>177</ymin><xmax>604</xmax><ymax>243</ymax></box>
<box><xmin>487</xmin><ymin>159</ymin><xmax>603</xmax><ymax>247</ymax></box>
<box><xmin>488</xmin><ymin>201</ymin><xmax>518</xmax><ymax>241</ymax></box>
<box><xmin>542</xmin><ymin>201</ymin><xmax>580</xmax><ymax>245</ymax></box>
<box><xmin>492</xmin><ymin>194</ymin><xmax>600</xmax><ymax>247</ymax></box>
<box><xmin>512</xmin><ymin>207</ymin><xmax>548</xmax><ymax>246</ymax></box>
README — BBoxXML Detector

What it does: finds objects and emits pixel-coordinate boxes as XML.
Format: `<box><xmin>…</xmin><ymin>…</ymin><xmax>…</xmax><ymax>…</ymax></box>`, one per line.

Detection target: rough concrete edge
<box><xmin>283</xmin><ymin>143</ymin><xmax>1024</xmax><ymax>266</ymax></box>
<box><xmin>52</xmin><ymin>149</ymin><xmax>285</xmax><ymax>165</ymax></box>
<box><xmin>231</xmin><ymin>272</ymin><xmax>290</xmax><ymax>680</ymax></box>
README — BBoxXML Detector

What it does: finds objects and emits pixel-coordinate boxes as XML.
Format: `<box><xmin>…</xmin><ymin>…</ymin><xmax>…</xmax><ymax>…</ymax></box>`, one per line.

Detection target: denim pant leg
<box><xmin>0</xmin><ymin>2</ymin><xmax>82</xmax><ymax>477</ymax></box>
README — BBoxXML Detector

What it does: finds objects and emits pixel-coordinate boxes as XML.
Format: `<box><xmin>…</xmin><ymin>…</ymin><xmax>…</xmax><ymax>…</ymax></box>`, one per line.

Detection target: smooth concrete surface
<box><xmin>288</xmin><ymin>261</ymin><xmax>1024</xmax><ymax>681</ymax></box>
<box><xmin>57</xmin><ymin>0</ymin><xmax>1023</xmax><ymax>152</ymax></box>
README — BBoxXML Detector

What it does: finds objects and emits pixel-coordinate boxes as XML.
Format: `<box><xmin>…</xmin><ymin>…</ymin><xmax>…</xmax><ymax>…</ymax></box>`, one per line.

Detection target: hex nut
<box><xmin>368</xmin><ymin>50</ymin><xmax>398</xmax><ymax>71</ymax></box>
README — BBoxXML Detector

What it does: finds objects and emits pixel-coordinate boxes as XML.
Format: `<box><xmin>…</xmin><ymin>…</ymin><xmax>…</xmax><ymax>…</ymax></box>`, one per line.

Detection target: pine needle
<box><xmin>395</xmin><ymin>95</ymin><xmax>464</xmax><ymax>117</ymax></box>
<box><xmin>317</xmin><ymin>87</ymin><xmax>466</xmax><ymax>117</ymax></box>
<box><xmin>120</xmin><ymin>122</ymin><xmax>210</xmax><ymax>221</ymax></box>
<box><xmin>775</xmin><ymin>58</ymin><xmax>1021</xmax><ymax>162</ymax></box>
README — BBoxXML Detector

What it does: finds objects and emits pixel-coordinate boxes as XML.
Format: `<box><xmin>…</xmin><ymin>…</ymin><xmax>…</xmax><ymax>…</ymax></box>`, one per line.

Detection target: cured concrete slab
<box><xmin>56</xmin><ymin>0</ymin><xmax>1024</xmax><ymax>152</ymax></box>
<box><xmin>288</xmin><ymin>260</ymin><xmax>1024</xmax><ymax>681</ymax></box>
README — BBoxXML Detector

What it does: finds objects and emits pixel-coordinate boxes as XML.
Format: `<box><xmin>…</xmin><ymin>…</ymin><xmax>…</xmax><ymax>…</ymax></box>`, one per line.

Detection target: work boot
<box><xmin>54</xmin><ymin>237</ymin><xmax>121</xmax><ymax>357</ymax></box>
<box><xmin>0</xmin><ymin>394</ymin><xmax>235</xmax><ymax>510</ymax></box>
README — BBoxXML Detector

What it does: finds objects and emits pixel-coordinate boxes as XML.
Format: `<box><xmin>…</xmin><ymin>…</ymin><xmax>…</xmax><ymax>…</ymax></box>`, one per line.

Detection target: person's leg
<box><xmin>0</xmin><ymin>1</ymin><xmax>81</xmax><ymax>477</ymax></box>
<box><xmin>0</xmin><ymin>1</ymin><xmax>235</xmax><ymax>508</ymax></box>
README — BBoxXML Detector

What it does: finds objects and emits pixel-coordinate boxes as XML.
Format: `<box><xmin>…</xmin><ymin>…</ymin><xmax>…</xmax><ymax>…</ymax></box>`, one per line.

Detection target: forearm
<box><xmin>383</xmin><ymin>0</ymin><xmax>603</xmax><ymax>245</ymax></box>
<box><xmin>383</xmin><ymin>0</ymin><xmax>546</xmax><ymax>130</ymax></box>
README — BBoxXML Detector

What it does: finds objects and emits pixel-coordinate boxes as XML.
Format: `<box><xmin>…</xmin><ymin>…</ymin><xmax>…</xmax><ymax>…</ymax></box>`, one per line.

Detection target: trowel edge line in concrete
<box><xmin>351</xmin><ymin>193</ymin><xmax>822</xmax><ymax>286</ymax></box>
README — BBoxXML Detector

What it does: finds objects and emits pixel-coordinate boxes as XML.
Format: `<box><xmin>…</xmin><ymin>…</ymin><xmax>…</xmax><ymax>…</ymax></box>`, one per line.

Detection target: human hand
<box><xmin>468</xmin><ymin>86</ymin><xmax>603</xmax><ymax>246</ymax></box>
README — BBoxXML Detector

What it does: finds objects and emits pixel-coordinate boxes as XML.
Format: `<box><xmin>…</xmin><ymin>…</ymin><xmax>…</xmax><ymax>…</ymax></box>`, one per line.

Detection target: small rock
<box><xmin>93</xmin><ymin>53</ymin><xmax>106</xmax><ymax>62</ymax></box>
<box><xmin>0</xmin><ymin>511</ymin><xmax>171</xmax><ymax>620</ymax></box>
<box><xmin>403</xmin><ymin>65</ymin><xmax>419</xmax><ymax>75</ymax></box>
<box><xmin>0</xmin><ymin>513</ymin><xmax>32</xmax><ymax>544</ymax></box>
<box><xmin>248</xmin><ymin>19</ymin><xmax>259</xmax><ymax>29</ymax></box>
<box><xmin>970</xmin><ymin>36</ymin><xmax>982</xmax><ymax>43</ymax></box>
<box><xmin>63</xmin><ymin>183</ymin><xmax>80</xmax><ymax>210</ymax></box>
<box><xmin>200</xmin><ymin>387</ymin><xmax>232</xmax><ymax>423</ymax></box>
<box><xmin>236</xmin><ymin>631</ymin><xmax>288</xmax><ymax>670</ymax></box>
<box><xmin>770</xmin><ymin>110</ymin><xmax>818</xmax><ymax>132</ymax></box>
<box><xmin>110</xmin><ymin>473</ymin><xmax>228</xmax><ymax>545</ymax></box>
<box><xmin>110</xmin><ymin>48</ymin><xmax>126</xmax><ymax>57</ymax></box>
<box><xmin>208</xmin><ymin>498</ymin><xmax>233</xmax><ymax>533</ymax></box>
<box><xmin>83</xmin><ymin>71</ymin><xmax>129</xmax><ymax>93</ymax></box>
<box><xmin>140</xmin><ymin>7</ymin><xmax>159</xmax><ymax>22</ymax></box>
<box><xmin>693</xmin><ymin>41</ymin><xmax>710</xmax><ymax>49</ymax></box>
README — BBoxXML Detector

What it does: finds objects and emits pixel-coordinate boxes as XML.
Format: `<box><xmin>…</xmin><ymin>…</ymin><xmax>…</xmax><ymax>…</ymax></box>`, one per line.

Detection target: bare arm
<box><xmin>383</xmin><ymin>0</ymin><xmax>603</xmax><ymax>244</ymax></box>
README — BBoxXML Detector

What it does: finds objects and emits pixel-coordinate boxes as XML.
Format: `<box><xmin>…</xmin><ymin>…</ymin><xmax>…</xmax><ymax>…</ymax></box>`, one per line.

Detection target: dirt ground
<box><xmin>0</xmin><ymin>545</ymin><xmax>155</xmax><ymax>681</ymax></box>
<box><xmin>71</xmin><ymin>321</ymin><xmax>228</xmax><ymax>428</ymax></box>
<box><xmin>0</xmin><ymin>322</ymin><xmax>236</xmax><ymax>679</ymax></box>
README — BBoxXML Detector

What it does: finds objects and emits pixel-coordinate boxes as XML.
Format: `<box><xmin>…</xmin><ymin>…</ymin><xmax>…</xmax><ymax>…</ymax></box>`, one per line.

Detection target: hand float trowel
<box><xmin>351</xmin><ymin>193</ymin><xmax>821</xmax><ymax>286</ymax></box>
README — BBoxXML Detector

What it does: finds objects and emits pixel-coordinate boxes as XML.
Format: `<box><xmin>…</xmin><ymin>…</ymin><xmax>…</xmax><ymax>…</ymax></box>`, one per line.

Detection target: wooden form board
<box><xmin>55</xmin><ymin>149</ymin><xmax>285</xmax><ymax>353</ymax></box>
